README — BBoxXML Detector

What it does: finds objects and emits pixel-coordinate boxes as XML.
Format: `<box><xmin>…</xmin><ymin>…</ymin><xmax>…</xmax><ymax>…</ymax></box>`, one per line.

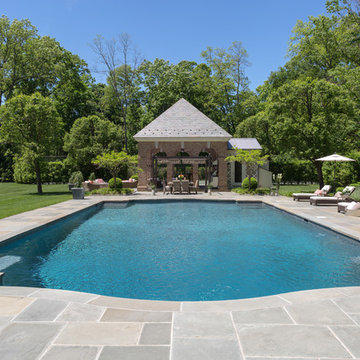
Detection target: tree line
<box><xmin>0</xmin><ymin>0</ymin><xmax>359</xmax><ymax>192</ymax></box>
<box><xmin>236</xmin><ymin>0</ymin><xmax>360</xmax><ymax>187</ymax></box>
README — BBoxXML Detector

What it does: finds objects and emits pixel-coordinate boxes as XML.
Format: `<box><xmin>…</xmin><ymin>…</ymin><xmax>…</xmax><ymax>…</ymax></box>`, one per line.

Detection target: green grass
<box><xmin>278</xmin><ymin>184</ymin><xmax>360</xmax><ymax>201</ymax></box>
<box><xmin>233</xmin><ymin>184</ymin><xmax>319</xmax><ymax>197</ymax></box>
<box><xmin>0</xmin><ymin>183</ymin><xmax>72</xmax><ymax>219</ymax></box>
<box><xmin>278</xmin><ymin>184</ymin><xmax>319</xmax><ymax>197</ymax></box>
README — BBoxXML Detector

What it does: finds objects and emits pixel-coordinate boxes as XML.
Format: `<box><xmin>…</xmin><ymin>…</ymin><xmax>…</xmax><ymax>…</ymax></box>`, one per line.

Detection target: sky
<box><xmin>1</xmin><ymin>0</ymin><xmax>328</xmax><ymax>90</ymax></box>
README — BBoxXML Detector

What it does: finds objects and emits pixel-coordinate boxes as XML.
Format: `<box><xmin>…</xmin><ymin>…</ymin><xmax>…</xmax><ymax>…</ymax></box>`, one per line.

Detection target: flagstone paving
<box><xmin>0</xmin><ymin>286</ymin><xmax>359</xmax><ymax>359</ymax></box>
<box><xmin>0</xmin><ymin>192</ymin><xmax>359</xmax><ymax>359</ymax></box>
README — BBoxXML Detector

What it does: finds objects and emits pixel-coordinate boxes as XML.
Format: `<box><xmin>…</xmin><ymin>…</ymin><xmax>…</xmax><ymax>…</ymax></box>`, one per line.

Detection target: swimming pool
<box><xmin>1</xmin><ymin>200</ymin><xmax>360</xmax><ymax>301</ymax></box>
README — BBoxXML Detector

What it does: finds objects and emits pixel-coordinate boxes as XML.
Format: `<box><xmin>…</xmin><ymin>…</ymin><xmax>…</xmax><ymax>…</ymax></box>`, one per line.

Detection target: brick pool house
<box><xmin>134</xmin><ymin>98</ymin><xmax>271</xmax><ymax>191</ymax></box>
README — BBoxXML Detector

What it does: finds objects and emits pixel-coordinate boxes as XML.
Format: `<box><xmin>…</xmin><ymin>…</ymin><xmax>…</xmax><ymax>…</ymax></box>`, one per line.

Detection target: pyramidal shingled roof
<box><xmin>134</xmin><ymin>98</ymin><xmax>231</xmax><ymax>141</ymax></box>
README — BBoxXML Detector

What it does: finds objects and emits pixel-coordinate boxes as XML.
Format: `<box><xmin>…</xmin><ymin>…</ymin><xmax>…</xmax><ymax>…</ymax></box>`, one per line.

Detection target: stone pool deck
<box><xmin>1</xmin><ymin>286</ymin><xmax>360</xmax><ymax>359</ymax></box>
<box><xmin>0</xmin><ymin>192</ymin><xmax>360</xmax><ymax>359</ymax></box>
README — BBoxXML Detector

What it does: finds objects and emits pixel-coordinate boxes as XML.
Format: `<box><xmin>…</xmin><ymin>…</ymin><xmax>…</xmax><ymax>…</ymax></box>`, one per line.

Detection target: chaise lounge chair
<box><xmin>292</xmin><ymin>185</ymin><xmax>331</xmax><ymax>201</ymax></box>
<box><xmin>345</xmin><ymin>202</ymin><xmax>360</xmax><ymax>216</ymax></box>
<box><xmin>310</xmin><ymin>186</ymin><xmax>356</xmax><ymax>206</ymax></box>
<box><xmin>338</xmin><ymin>201</ymin><xmax>360</xmax><ymax>215</ymax></box>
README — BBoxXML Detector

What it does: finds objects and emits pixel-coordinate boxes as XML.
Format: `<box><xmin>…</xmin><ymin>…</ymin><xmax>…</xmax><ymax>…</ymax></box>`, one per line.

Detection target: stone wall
<box><xmin>137</xmin><ymin>141</ymin><xmax>229</xmax><ymax>191</ymax></box>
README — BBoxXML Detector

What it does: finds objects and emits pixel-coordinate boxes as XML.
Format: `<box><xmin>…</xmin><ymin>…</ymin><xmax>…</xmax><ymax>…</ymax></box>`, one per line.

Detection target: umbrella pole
<box><xmin>334</xmin><ymin>162</ymin><xmax>336</xmax><ymax>190</ymax></box>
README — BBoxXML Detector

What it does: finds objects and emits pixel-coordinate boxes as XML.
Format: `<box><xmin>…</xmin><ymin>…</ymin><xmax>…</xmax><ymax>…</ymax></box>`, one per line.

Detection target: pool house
<box><xmin>134</xmin><ymin>98</ymin><xmax>272</xmax><ymax>191</ymax></box>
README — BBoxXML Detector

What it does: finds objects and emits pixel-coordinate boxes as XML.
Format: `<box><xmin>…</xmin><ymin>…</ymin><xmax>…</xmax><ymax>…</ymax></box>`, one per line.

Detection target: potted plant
<box><xmin>69</xmin><ymin>171</ymin><xmax>84</xmax><ymax>199</ymax></box>
<box><xmin>68</xmin><ymin>173</ymin><xmax>75</xmax><ymax>190</ymax></box>
<box><xmin>208</xmin><ymin>184</ymin><xmax>213</xmax><ymax>195</ymax></box>
<box><xmin>151</xmin><ymin>184</ymin><xmax>156</xmax><ymax>195</ymax></box>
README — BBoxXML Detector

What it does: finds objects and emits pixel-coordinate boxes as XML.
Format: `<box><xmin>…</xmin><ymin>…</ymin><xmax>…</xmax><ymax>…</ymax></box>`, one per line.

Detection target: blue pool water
<box><xmin>1</xmin><ymin>201</ymin><xmax>360</xmax><ymax>301</ymax></box>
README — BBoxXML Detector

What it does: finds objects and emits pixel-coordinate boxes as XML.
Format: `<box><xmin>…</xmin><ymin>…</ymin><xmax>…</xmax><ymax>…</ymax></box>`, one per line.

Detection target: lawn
<box><xmin>278</xmin><ymin>184</ymin><xmax>360</xmax><ymax>201</ymax></box>
<box><xmin>278</xmin><ymin>184</ymin><xmax>319</xmax><ymax>197</ymax></box>
<box><xmin>0</xmin><ymin>183</ymin><xmax>72</xmax><ymax>219</ymax></box>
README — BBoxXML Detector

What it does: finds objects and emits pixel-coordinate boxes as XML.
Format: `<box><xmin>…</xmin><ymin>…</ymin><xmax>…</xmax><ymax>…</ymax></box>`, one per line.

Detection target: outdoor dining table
<box><xmin>167</xmin><ymin>180</ymin><xmax>193</xmax><ymax>194</ymax></box>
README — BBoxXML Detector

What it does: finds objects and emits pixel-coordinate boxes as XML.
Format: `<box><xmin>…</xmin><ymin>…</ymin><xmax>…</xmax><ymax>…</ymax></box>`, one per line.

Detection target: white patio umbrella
<box><xmin>316</xmin><ymin>153</ymin><xmax>355</xmax><ymax>187</ymax></box>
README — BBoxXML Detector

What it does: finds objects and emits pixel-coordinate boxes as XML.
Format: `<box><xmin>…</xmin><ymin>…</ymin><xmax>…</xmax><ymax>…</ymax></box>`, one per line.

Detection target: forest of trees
<box><xmin>0</xmin><ymin>0</ymin><xmax>359</xmax><ymax>189</ymax></box>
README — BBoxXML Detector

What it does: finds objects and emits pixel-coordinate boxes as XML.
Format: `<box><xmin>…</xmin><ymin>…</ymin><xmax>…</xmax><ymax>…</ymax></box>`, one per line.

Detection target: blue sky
<box><xmin>2</xmin><ymin>0</ymin><xmax>327</xmax><ymax>90</ymax></box>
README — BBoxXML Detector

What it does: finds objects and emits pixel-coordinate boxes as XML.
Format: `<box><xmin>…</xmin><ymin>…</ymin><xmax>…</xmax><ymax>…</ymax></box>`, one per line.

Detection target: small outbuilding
<box><xmin>134</xmin><ymin>98</ymin><xmax>271</xmax><ymax>191</ymax></box>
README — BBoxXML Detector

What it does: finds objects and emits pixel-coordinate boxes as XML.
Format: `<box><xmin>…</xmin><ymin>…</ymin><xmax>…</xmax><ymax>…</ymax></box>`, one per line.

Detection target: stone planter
<box><xmin>122</xmin><ymin>180</ymin><xmax>138</xmax><ymax>189</ymax></box>
<box><xmin>72</xmin><ymin>188</ymin><xmax>85</xmax><ymax>200</ymax></box>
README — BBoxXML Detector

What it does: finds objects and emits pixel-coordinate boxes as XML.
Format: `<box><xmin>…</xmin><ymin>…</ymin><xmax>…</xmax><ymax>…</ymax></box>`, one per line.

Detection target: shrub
<box><xmin>232</xmin><ymin>187</ymin><xmax>247</xmax><ymax>194</ymax></box>
<box><xmin>122</xmin><ymin>188</ymin><xmax>133</xmax><ymax>195</ymax></box>
<box><xmin>89</xmin><ymin>172</ymin><xmax>96</xmax><ymax>181</ymax></box>
<box><xmin>48</xmin><ymin>161</ymin><xmax>69</xmax><ymax>183</ymax></box>
<box><xmin>270</xmin><ymin>156</ymin><xmax>317</xmax><ymax>184</ymax></box>
<box><xmin>1</xmin><ymin>170</ymin><xmax>12</xmax><ymax>182</ymax></box>
<box><xmin>69</xmin><ymin>171</ymin><xmax>83</xmax><ymax>187</ymax></box>
<box><xmin>255</xmin><ymin>187</ymin><xmax>270</xmax><ymax>195</ymax></box>
<box><xmin>14</xmin><ymin>157</ymin><xmax>71</xmax><ymax>184</ymax></box>
<box><xmin>109</xmin><ymin>177</ymin><xmax>123</xmax><ymax>189</ymax></box>
<box><xmin>232</xmin><ymin>187</ymin><xmax>254</xmax><ymax>194</ymax></box>
<box><xmin>13</xmin><ymin>155</ymin><xmax>37</xmax><ymax>184</ymax></box>
<box><xmin>130</xmin><ymin>174</ymin><xmax>138</xmax><ymax>181</ymax></box>
<box><xmin>90</xmin><ymin>187</ymin><xmax>119</xmax><ymax>195</ymax></box>
<box><xmin>90</xmin><ymin>187</ymin><xmax>133</xmax><ymax>195</ymax></box>
<box><xmin>231</xmin><ymin>187</ymin><xmax>252</xmax><ymax>195</ymax></box>
<box><xmin>242</xmin><ymin>177</ymin><xmax>258</xmax><ymax>190</ymax></box>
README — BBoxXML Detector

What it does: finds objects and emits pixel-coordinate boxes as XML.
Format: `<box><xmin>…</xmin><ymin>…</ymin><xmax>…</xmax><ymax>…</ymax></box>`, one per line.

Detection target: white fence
<box><xmin>258</xmin><ymin>167</ymin><xmax>273</xmax><ymax>188</ymax></box>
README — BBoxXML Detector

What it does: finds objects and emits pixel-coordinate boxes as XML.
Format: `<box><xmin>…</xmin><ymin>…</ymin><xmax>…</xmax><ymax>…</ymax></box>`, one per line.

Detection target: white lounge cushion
<box><xmin>310</xmin><ymin>196</ymin><xmax>338</xmax><ymax>201</ymax></box>
<box><xmin>293</xmin><ymin>193</ymin><xmax>314</xmax><ymax>196</ymax></box>
<box><xmin>347</xmin><ymin>201</ymin><xmax>360</xmax><ymax>211</ymax></box>
<box><xmin>342</xmin><ymin>186</ymin><xmax>356</xmax><ymax>195</ymax></box>
<box><xmin>338</xmin><ymin>202</ymin><xmax>350</xmax><ymax>208</ymax></box>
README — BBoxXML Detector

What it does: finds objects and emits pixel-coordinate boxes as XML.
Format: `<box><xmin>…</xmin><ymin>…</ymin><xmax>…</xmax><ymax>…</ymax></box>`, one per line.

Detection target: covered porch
<box><xmin>151</xmin><ymin>154</ymin><xmax>213</xmax><ymax>192</ymax></box>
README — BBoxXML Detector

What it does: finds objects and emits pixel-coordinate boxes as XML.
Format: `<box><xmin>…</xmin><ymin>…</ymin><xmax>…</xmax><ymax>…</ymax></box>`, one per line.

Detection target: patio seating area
<box><xmin>290</xmin><ymin>183</ymin><xmax>360</xmax><ymax>216</ymax></box>
<box><xmin>163</xmin><ymin>179</ymin><xmax>198</xmax><ymax>194</ymax></box>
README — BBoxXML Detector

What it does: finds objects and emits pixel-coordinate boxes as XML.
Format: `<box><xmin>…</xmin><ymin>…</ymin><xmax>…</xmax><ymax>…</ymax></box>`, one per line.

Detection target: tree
<box><xmin>0</xmin><ymin>16</ymin><xmax>37</xmax><ymax>105</ymax></box>
<box><xmin>0</xmin><ymin>93</ymin><xmax>63</xmax><ymax>193</ymax></box>
<box><xmin>289</xmin><ymin>15</ymin><xmax>342</xmax><ymax>79</ymax></box>
<box><xmin>225</xmin><ymin>149</ymin><xmax>268</xmax><ymax>190</ymax></box>
<box><xmin>92</xmin><ymin>151</ymin><xmax>139</xmax><ymax>187</ymax></box>
<box><xmin>51</xmin><ymin>51</ymin><xmax>94</xmax><ymax>132</ymax></box>
<box><xmin>0</xmin><ymin>16</ymin><xmax>88</xmax><ymax>98</ymax></box>
<box><xmin>91</xmin><ymin>33</ymin><xmax>142</xmax><ymax>152</ymax></box>
<box><xmin>267</xmin><ymin>77</ymin><xmax>356</xmax><ymax>187</ymax></box>
<box><xmin>201</xmin><ymin>41</ymin><xmax>250</xmax><ymax>134</ymax></box>
<box><xmin>63</xmin><ymin>115</ymin><xmax>123</xmax><ymax>178</ymax></box>
<box><xmin>139</xmin><ymin>58</ymin><xmax>178</xmax><ymax>119</ymax></box>
<box><xmin>102</xmin><ymin>63</ymin><xmax>143</xmax><ymax>154</ymax></box>
<box><xmin>235</xmin><ymin>111</ymin><xmax>272</xmax><ymax>154</ymax></box>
